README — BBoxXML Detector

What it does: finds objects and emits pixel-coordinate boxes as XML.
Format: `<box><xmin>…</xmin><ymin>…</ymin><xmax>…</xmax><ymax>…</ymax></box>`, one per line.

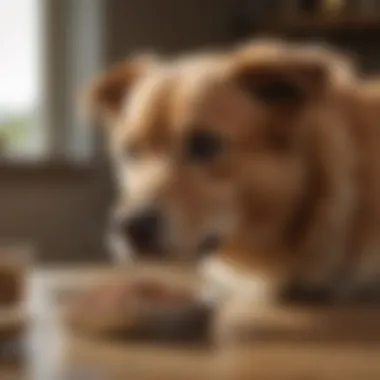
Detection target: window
<box><xmin>0</xmin><ymin>0</ymin><xmax>103</xmax><ymax>162</ymax></box>
<box><xmin>0</xmin><ymin>0</ymin><xmax>42</xmax><ymax>159</ymax></box>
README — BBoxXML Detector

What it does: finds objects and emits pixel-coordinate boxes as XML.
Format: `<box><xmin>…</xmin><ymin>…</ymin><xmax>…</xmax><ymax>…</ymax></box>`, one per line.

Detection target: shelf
<box><xmin>256</xmin><ymin>15</ymin><xmax>380</xmax><ymax>36</ymax></box>
<box><xmin>0</xmin><ymin>159</ymin><xmax>96</xmax><ymax>180</ymax></box>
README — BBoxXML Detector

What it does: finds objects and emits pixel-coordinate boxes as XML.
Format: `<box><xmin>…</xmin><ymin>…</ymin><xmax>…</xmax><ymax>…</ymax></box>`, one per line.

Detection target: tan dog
<box><xmin>86</xmin><ymin>40</ymin><xmax>380</xmax><ymax>304</ymax></box>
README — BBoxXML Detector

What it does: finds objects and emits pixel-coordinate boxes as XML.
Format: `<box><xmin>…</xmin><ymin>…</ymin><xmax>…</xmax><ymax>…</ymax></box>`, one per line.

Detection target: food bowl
<box><xmin>65</xmin><ymin>277</ymin><xmax>214</xmax><ymax>344</ymax></box>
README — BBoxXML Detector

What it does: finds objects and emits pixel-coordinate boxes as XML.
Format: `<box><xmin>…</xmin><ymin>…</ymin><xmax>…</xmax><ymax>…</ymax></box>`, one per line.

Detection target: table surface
<box><xmin>4</xmin><ymin>264</ymin><xmax>380</xmax><ymax>380</ymax></box>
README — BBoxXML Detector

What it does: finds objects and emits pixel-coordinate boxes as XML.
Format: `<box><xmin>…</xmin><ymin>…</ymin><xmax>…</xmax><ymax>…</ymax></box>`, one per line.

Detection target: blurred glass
<box><xmin>0</xmin><ymin>0</ymin><xmax>42</xmax><ymax>159</ymax></box>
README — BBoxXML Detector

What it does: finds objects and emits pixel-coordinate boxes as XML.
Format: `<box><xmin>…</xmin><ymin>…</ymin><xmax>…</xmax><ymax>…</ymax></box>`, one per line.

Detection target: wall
<box><xmin>105</xmin><ymin>0</ymin><xmax>237</xmax><ymax>61</ymax></box>
<box><xmin>0</xmin><ymin>165</ymin><xmax>112</xmax><ymax>262</ymax></box>
<box><xmin>0</xmin><ymin>0</ymin><xmax>237</xmax><ymax>262</ymax></box>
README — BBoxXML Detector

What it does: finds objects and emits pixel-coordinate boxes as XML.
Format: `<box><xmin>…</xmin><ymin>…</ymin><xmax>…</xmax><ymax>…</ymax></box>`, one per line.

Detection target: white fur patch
<box><xmin>199</xmin><ymin>256</ymin><xmax>274</xmax><ymax>304</ymax></box>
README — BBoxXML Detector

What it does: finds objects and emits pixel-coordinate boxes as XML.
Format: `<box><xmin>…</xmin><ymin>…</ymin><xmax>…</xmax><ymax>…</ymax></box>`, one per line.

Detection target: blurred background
<box><xmin>1</xmin><ymin>0</ymin><xmax>380</xmax><ymax>263</ymax></box>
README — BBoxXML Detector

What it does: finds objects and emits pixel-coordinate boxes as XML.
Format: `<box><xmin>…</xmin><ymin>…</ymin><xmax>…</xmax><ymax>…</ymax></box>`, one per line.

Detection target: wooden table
<box><xmin>8</xmin><ymin>265</ymin><xmax>380</xmax><ymax>379</ymax></box>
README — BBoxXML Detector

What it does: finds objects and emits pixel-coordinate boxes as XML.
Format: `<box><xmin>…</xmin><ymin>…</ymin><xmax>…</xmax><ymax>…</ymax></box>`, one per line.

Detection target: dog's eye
<box><xmin>185</xmin><ymin>129</ymin><xmax>222</xmax><ymax>163</ymax></box>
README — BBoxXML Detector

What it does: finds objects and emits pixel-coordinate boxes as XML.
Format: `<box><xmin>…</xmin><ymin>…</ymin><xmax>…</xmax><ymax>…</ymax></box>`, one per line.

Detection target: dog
<box><xmin>85</xmin><ymin>40</ymin><xmax>380</xmax><ymax>306</ymax></box>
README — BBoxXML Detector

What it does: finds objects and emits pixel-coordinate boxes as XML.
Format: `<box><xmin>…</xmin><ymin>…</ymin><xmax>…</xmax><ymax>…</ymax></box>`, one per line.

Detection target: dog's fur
<box><xmin>86</xmin><ymin>40</ymin><xmax>380</xmax><ymax>303</ymax></box>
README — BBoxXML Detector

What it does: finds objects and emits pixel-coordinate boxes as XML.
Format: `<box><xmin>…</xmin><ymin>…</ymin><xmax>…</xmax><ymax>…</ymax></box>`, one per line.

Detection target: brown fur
<box><xmin>86</xmin><ymin>40</ymin><xmax>380</xmax><ymax>301</ymax></box>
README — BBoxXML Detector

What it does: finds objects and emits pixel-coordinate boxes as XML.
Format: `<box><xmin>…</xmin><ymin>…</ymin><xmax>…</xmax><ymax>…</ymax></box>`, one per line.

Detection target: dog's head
<box><xmin>86</xmin><ymin>41</ymin><xmax>353</xmax><ymax>264</ymax></box>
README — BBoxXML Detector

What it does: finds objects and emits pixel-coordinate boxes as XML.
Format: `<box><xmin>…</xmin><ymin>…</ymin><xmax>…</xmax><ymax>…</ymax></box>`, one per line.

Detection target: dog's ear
<box><xmin>236</xmin><ymin>61</ymin><xmax>324</xmax><ymax>106</ymax></box>
<box><xmin>229</xmin><ymin>42</ymin><xmax>354</xmax><ymax>150</ymax></box>
<box><xmin>233</xmin><ymin>58</ymin><xmax>325</xmax><ymax>107</ymax></box>
<box><xmin>83</xmin><ymin>55</ymin><xmax>154</xmax><ymax>124</ymax></box>
<box><xmin>230</xmin><ymin>43</ymin><xmax>350</xmax><ymax>108</ymax></box>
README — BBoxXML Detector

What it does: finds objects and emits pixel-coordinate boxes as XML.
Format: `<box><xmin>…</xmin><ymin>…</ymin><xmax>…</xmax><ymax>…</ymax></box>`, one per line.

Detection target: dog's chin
<box><xmin>107</xmin><ymin>231</ymin><xmax>223</xmax><ymax>266</ymax></box>
<box><xmin>107</xmin><ymin>232</ymin><xmax>193</xmax><ymax>264</ymax></box>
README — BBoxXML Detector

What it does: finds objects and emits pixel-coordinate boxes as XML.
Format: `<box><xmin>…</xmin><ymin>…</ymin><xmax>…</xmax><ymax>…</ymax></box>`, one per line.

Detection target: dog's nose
<box><xmin>120</xmin><ymin>209</ymin><xmax>162</xmax><ymax>252</ymax></box>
